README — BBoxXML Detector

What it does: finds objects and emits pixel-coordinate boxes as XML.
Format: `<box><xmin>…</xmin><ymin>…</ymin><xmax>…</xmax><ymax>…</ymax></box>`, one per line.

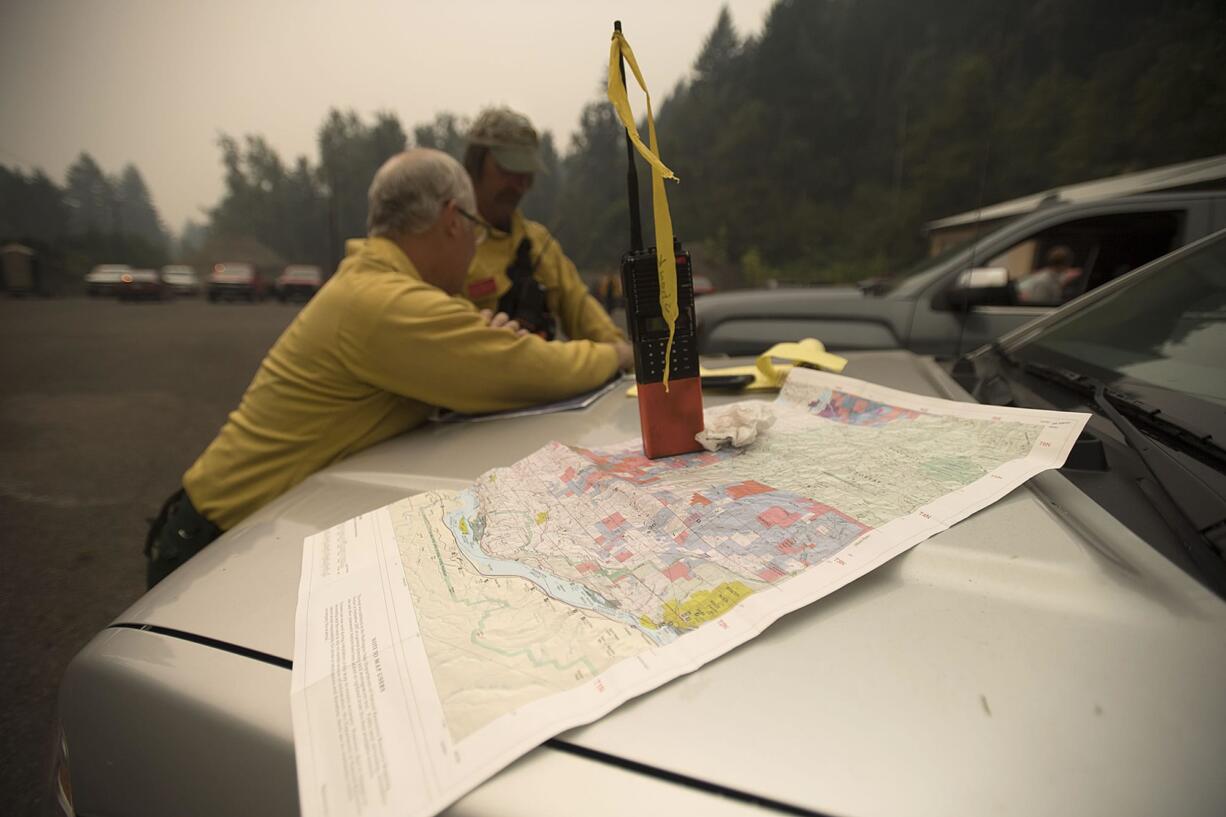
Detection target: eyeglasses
<box><xmin>456</xmin><ymin>206</ymin><xmax>505</xmax><ymax>245</ymax></box>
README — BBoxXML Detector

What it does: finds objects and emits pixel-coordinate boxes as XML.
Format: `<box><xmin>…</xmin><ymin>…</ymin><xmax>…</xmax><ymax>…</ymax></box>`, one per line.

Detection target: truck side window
<box><xmin>987</xmin><ymin>211</ymin><xmax>1183</xmax><ymax>307</ymax></box>
<box><xmin>985</xmin><ymin>240</ymin><xmax>1038</xmax><ymax>283</ymax></box>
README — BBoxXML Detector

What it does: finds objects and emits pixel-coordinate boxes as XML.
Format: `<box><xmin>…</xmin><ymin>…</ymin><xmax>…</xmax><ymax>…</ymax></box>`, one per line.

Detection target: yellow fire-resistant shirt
<box><xmin>464</xmin><ymin>210</ymin><xmax>626</xmax><ymax>343</ymax></box>
<box><xmin>183</xmin><ymin>237</ymin><xmax>619</xmax><ymax>530</ymax></box>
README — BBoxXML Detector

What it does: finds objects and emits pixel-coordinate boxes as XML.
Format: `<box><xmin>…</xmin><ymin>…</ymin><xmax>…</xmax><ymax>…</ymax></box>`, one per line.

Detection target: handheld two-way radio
<box><xmin>612</xmin><ymin>21</ymin><xmax>704</xmax><ymax>459</ymax></box>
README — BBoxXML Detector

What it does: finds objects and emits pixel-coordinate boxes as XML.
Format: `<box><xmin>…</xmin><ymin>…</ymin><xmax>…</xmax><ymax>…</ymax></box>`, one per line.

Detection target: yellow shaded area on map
<box><xmin>658</xmin><ymin>581</ymin><xmax>755</xmax><ymax>631</ymax></box>
<box><xmin>535</xmin><ymin>511</ymin><xmax>549</xmax><ymax>525</ymax></box>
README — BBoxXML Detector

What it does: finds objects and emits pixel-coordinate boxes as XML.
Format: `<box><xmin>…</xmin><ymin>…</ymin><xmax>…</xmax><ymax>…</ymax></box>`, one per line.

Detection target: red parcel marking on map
<box><xmin>757</xmin><ymin>506</ymin><xmax>804</xmax><ymax>528</ymax></box>
<box><xmin>726</xmin><ymin>480</ymin><xmax>775</xmax><ymax>499</ymax></box>
<box><xmin>602</xmin><ymin>512</ymin><xmax>626</xmax><ymax>530</ymax></box>
<box><xmin>663</xmin><ymin>561</ymin><xmax>692</xmax><ymax>582</ymax></box>
<box><xmin>757</xmin><ymin>565</ymin><xmax>788</xmax><ymax>582</ymax></box>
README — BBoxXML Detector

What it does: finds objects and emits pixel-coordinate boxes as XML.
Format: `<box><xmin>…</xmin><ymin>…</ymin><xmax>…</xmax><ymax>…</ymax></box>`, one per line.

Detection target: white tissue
<box><xmin>694</xmin><ymin>402</ymin><xmax>776</xmax><ymax>452</ymax></box>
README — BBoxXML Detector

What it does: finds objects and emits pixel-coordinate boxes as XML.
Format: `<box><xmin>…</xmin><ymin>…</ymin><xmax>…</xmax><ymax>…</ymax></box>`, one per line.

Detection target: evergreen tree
<box><xmin>413</xmin><ymin>112</ymin><xmax>468</xmax><ymax>159</ymax></box>
<box><xmin>554</xmin><ymin>0</ymin><xmax>1226</xmax><ymax>282</ymax></box>
<box><xmin>63</xmin><ymin>153</ymin><xmax>116</xmax><ymax>236</ymax></box>
<box><xmin>551</xmin><ymin>97</ymin><xmax>634</xmax><ymax>272</ymax></box>
<box><xmin>115</xmin><ymin>164</ymin><xmax>168</xmax><ymax>250</ymax></box>
<box><xmin>0</xmin><ymin>166</ymin><xmax>69</xmax><ymax>244</ymax></box>
<box><xmin>319</xmin><ymin>109</ymin><xmax>409</xmax><ymax>265</ymax></box>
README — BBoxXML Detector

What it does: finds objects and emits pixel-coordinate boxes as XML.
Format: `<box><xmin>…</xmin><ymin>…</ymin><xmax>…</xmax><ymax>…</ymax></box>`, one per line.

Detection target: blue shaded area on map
<box><xmin>449</xmin><ymin>462</ymin><xmax>872</xmax><ymax>635</ymax></box>
<box><xmin>671</xmin><ymin>484</ymin><xmax>870</xmax><ymax>582</ymax></box>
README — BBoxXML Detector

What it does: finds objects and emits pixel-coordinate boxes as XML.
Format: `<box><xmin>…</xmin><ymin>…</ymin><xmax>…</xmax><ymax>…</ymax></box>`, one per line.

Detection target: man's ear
<box><xmin>443</xmin><ymin>200</ymin><xmax>463</xmax><ymax>237</ymax></box>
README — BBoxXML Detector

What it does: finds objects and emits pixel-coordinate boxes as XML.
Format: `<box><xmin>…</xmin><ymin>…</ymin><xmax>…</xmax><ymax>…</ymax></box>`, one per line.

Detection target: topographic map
<box><xmin>291</xmin><ymin>368</ymin><xmax>1089</xmax><ymax>817</ymax></box>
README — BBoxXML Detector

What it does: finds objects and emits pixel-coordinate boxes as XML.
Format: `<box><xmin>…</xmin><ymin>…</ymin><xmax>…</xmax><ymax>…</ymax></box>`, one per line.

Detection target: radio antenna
<box><xmin>615</xmin><ymin>20</ymin><xmax>644</xmax><ymax>253</ymax></box>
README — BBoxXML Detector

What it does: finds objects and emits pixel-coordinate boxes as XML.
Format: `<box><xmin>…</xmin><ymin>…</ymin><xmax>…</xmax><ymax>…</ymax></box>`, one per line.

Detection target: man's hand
<box><xmin>480</xmin><ymin>308</ymin><xmax>528</xmax><ymax>337</ymax></box>
<box><xmin>611</xmin><ymin>340</ymin><xmax>633</xmax><ymax>372</ymax></box>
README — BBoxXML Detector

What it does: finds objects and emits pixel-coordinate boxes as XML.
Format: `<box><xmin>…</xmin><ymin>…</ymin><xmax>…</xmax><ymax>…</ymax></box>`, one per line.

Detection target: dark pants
<box><xmin>144</xmin><ymin>488</ymin><xmax>222</xmax><ymax>588</ymax></box>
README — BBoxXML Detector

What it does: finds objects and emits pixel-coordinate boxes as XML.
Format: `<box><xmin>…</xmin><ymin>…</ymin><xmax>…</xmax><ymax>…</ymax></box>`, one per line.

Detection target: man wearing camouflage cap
<box><xmin>462</xmin><ymin>106</ymin><xmax>626</xmax><ymax>345</ymax></box>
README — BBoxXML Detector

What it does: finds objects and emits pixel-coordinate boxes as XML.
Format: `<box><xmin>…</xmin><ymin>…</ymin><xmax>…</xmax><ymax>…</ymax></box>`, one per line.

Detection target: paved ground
<box><xmin>0</xmin><ymin>296</ymin><xmax>301</xmax><ymax>816</ymax></box>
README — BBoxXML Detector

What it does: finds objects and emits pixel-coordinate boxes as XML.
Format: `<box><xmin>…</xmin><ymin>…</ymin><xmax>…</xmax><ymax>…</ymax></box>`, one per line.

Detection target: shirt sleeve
<box><xmin>536</xmin><ymin>231</ymin><xmax>628</xmax><ymax>344</ymax></box>
<box><xmin>338</xmin><ymin>281</ymin><xmax>620</xmax><ymax>415</ymax></box>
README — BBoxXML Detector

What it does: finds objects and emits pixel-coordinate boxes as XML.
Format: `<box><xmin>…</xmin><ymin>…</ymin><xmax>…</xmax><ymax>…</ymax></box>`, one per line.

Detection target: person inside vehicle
<box><xmin>1016</xmin><ymin>244</ymin><xmax>1077</xmax><ymax>306</ymax></box>
<box><xmin>145</xmin><ymin>148</ymin><xmax>633</xmax><ymax>587</ymax></box>
<box><xmin>462</xmin><ymin>106</ymin><xmax>626</xmax><ymax>344</ymax></box>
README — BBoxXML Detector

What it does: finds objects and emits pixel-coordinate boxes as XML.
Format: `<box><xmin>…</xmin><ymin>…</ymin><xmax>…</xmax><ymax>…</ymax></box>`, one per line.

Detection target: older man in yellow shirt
<box><xmin>145</xmin><ymin>148</ymin><xmax>632</xmax><ymax>586</ymax></box>
<box><xmin>462</xmin><ymin>106</ymin><xmax>626</xmax><ymax>345</ymax></box>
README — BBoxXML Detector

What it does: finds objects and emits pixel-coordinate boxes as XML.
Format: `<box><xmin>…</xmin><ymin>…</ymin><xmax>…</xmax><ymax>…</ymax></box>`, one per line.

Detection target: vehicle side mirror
<box><xmin>941</xmin><ymin>267</ymin><xmax>1014</xmax><ymax>310</ymax></box>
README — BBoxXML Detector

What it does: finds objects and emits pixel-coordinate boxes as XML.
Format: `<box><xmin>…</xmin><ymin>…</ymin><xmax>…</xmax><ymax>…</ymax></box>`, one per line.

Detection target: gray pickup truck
<box><xmin>697</xmin><ymin>191</ymin><xmax>1226</xmax><ymax>359</ymax></box>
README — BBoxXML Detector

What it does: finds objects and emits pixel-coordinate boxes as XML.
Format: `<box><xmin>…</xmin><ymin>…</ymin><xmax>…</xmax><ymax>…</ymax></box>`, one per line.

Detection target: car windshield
<box><xmin>1007</xmin><ymin>230</ymin><xmax>1226</xmax><ymax>410</ymax></box>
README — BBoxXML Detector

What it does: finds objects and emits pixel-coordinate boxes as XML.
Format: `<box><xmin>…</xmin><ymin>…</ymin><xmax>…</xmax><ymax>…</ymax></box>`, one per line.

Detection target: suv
<box><xmin>54</xmin><ymin>232</ymin><xmax>1226</xmax><ymax>817</ymax></box>
<box><xmin>207</xmin><ymin>262</ymin><xmax>262</xmax><ymax>302</ymax></box>
<box><xmin>697</xmin><ymin>191</ymin><xmax>1226</xmax><ymax>359</ymax></box>
<box><xmin>274</xmin><ymin>265</ymin><xmax>322</xmax><ymax>302</ymax></box>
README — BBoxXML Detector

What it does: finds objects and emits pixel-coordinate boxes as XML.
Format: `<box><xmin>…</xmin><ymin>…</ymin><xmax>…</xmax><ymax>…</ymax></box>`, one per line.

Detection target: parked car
<box><xmin>274</xmin><ymin>264</ymin><xmax>322</xmax><ymax>302</ymax></box>
<box><xmin>207</xmin><ymin>262</ymin><xmax>262</xmax><ymax>302</ymax></box>
<box><xmin>84</xmin><ymin>264</ymin><xmax>130</xmax><ymax>297</ymax></box>
<box><xmin>118</xmin><ymin>269</ymin><xmax>165</xmax><ymax>301</ymax></box>
<box><xmin>697</xmin><ymin>191</ymin><xmax>1226</xmax><ymax>359</ymax></box>
<box><xmin>692</xmin><ymin>274</ymin><xmax>716</xmax><ymax>296</ymax></box>
<box><xmin>55</xmin><ymin>233</ymin><xmax>1226</xmax><ymax>817</ymax></box>
<box><xmin>161</xmin><ymin>265</ymin><xmax>201</xmax><ymax>297</ymax></box>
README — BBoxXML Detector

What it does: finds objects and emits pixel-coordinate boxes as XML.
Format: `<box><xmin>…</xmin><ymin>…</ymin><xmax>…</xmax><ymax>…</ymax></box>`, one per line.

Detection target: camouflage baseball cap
<box><xmin>467</xmin><ymin>107</ymin><xmax>546</xmax><ymax>174</ymax></box>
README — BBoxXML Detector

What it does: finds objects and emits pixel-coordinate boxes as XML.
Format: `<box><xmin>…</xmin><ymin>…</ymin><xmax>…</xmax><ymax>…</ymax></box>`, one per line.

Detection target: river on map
<box><xmin>444</xmin><ymin>489</ymin><xmax>675</xmax><ymax>647</ymax></box>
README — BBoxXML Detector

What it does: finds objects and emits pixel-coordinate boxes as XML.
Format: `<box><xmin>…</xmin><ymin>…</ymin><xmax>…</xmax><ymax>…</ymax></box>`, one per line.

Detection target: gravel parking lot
<box><xmin>0</xmin><ymin>296</ymin><xmax>301</xmax><ymax>816</ymax></box>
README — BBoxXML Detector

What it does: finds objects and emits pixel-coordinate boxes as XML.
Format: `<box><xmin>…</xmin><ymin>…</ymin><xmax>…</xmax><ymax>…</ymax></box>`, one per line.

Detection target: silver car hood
<box><xmin>115</xmin><ymin>350</ymin><xmax>1226</xmax><ymax>817</ymax></box>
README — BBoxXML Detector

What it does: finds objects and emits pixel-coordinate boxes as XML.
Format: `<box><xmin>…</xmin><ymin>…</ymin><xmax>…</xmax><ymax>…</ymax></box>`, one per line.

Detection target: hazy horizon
<box><xmin>0</xmin><ymin>0</ymin><xmax>775</xmax><ymax>233</ymax></box>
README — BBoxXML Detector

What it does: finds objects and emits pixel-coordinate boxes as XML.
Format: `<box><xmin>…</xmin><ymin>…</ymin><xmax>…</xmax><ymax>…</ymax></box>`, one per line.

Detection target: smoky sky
<box><xmin>0</xmin><ymin>0</ymin><xmax>774</xmax><ymax>231</ymax></box>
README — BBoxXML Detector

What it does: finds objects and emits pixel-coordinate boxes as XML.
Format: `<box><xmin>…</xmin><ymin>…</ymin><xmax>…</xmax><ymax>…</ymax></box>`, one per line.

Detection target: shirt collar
<box><xmin>346</xmin><ymin>237</ymin><xmax>423</xmax><ymax>280</ymax></box>
<box><xmin>484</xmin><ymin>209</ymin><xmax>526</xmax><ymax>246</ymax></box>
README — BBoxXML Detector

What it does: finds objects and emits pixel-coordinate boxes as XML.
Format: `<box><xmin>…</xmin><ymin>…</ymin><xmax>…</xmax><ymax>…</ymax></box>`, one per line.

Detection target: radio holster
<box><xmin>496</xmin><ymin>238</ymin><xmax>555</xmax><ymax>340</ymax></box>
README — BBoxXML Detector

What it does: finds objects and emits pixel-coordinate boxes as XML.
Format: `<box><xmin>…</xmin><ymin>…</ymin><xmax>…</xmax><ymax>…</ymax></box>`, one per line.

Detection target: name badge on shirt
<box><xmin>468</xmin><ymin>278</ymin><xmax>497</xmax><ymax>299</ymax></box>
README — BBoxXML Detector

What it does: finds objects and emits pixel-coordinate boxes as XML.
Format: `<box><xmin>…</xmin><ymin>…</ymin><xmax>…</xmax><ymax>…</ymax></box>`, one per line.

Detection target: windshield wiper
<box><xmin>1009</xmin><ymin>358</ymin><xmax>1226</xmax><ymax>467</ymax></box>
<box><xmin>1006</xmin><ymin>358</ymin><xmax>1226</xmax><ymax>580</ymax></box>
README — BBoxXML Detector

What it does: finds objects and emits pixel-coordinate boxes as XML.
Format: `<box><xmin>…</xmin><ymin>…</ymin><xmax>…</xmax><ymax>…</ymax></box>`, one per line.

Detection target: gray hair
<box><xmin>367</xmin><ymin>149</ymin><xmax>475</xmax><ymax>238</ymax></box>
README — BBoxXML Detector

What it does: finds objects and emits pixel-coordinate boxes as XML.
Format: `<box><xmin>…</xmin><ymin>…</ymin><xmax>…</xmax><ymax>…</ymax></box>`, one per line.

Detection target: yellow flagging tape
<box><xmin>625</xmin><ymin>338</ymin><xmax>848</xmax><ymax>397</ymax></box>
<box><xmin>608</xmin><ymin>29</ymin><xmax>680</xmax><ymax>389</ymax></box>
